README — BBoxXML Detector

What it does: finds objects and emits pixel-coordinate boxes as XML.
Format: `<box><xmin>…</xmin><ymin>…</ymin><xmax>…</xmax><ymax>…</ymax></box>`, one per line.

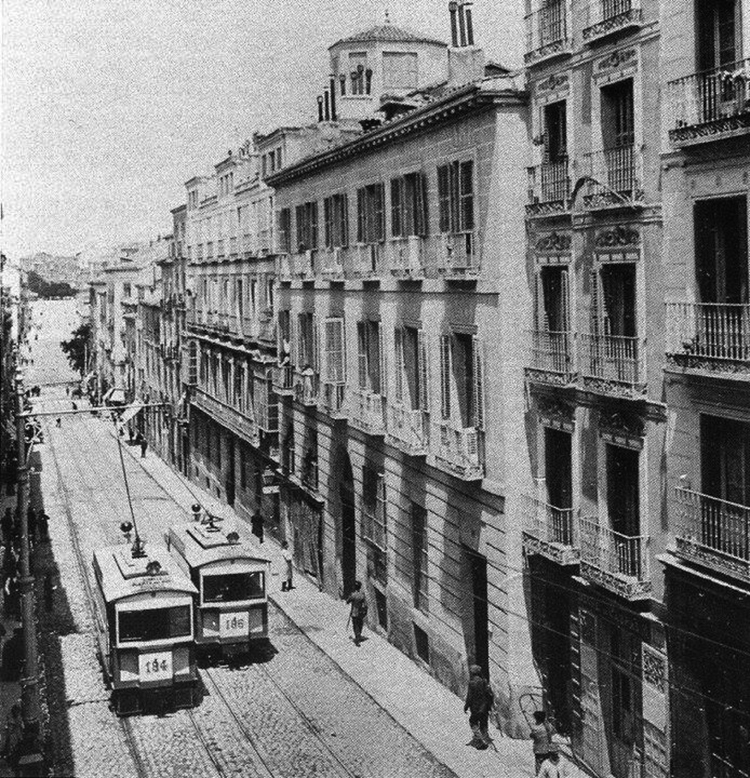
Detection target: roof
<box><xmin>329</xmin><ymin>22</ymin><xmax>446</xmax><ymax>49</ymax></box>
<box><xmin>167</xmin><ymin>519</ymin><xmax>271</xmax><ymax>570</ymax></box>
<box><xmin>94</xmin><ymin>544</ymin><xmax>197</xmax><ymax>604</ymax></box>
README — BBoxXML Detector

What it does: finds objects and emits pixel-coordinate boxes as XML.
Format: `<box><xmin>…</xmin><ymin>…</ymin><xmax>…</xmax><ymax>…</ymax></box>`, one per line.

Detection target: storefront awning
<box><xmin>108</xmin><ymin>389</ymin><xmax>126</xmax><ymax>405</ymax></box>
<box><xmin>119</xmin><ymin>402</ymin><xmax>144</xmax><ymax>424</ymax></box>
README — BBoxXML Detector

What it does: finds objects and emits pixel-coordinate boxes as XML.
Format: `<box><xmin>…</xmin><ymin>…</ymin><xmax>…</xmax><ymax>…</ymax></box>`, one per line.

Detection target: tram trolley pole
<box><xmin>14</xmin><ymin>365</ymin><xmax>44</xmax><ymax>776</ymax></box>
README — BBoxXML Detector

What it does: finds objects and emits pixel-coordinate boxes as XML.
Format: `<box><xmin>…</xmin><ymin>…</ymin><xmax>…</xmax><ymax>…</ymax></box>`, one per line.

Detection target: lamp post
<box><xmin>14</xmin><ymin>365</ymin><xmax>44</xmax><ymax>775</ymax></box>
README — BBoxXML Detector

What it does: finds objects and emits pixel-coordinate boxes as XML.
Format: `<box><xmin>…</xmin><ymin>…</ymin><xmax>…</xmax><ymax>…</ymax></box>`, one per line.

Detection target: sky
<box><xmin>1</xmin><ymin>0</ymin><xmax>523</xmax><ymax>258</ymax></box>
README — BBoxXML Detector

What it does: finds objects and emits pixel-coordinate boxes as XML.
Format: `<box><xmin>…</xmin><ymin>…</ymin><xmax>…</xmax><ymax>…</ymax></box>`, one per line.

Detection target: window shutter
<box><xmin>449</xmin><ymin>161</ymin><xmax>460</xmax><ymax>233</ymax></box>
<box><xmin>323</xmin><ymin>198</ymin><xmax>332</xmax><ymax>249</ymax></box>
<box><xmin>310</xmin><ymin>202</ymin><xmax>319</xmax><ymax>249</ymax></box>
<box><xmin>540</xmin><ymin>106</ymin><xmax>550</xmax><ymax>164</ymax></box>
<box><xmin>535</xmin><ymin>272</ymin><xmax>545</xmax><ymax>330</ymax></box>
<box><xmin>394</xmin><ymin>328</ymin><xmax>404</xmax><ymax>402</ymax></box>
<box><xmin>418</xmin><ymin>328</ymin><xmax>430</xmax><ymax>412</ymax></box>
<box><xmin>357</xmin><ymin>188</ymin><xmax>366</xmax><ymax>243</ymax></box>
<box><xmin>391</xmin><ymin>179</ymin><xmax>402</xmax><ymax>238</ymax></box>
<box><xmin>334</xmin><ymin>318</ymin><xmax>345</xmax><ymax>382</ymax></box>
<box><xmin>357</xmin><ymin>322</ymin><xmax>368</xmax><ymax>389</ymax></box>
<box><xmin>590</xmin><ymin>268</ymin><xmax>602</xmax><ymax>336</ymax></box>
<box><xmin>460</xmin><ymin>161</ymin><xmax>474</xmax><ymax>231</ymax></box>
<box><xmin>376</xmin><ymin>183</ymin><xmax>386</xmax><ymax>242</ymax></box>
<box><xmin>561</xmin><ymin>267</ymin><xmax>571</xmax><ymax>332</ymax></box>
<box><xmin>377</xmin><ymin>323</ymin><xmax>385</xmax><ymax>395</ymax></box>
<box><xmin>295</xmin><ymin>204</ymin><xmax>305</xmax><ymax>251</ymax></box>
<box><xmin>312</xmin><ymin>313</ymin><xmax>320</xmax><ymax>373</ymax></box>
<box><xmin>440</xmin><ymin>334</ymin><xmax>452</xmax><ymax>420</ymax></box>
<box><xmin>418</xmin><ymin>172</ymin><xmax>429</xmax><ymax>236</ymax></box>
<box><xmin>341</xmin><ymin>194</ymin><xmax>350</xmax><ymax>248</ymax></box>
<box><xmin>472</xmin><ymin>335</ymin><xmax>484</xmax><ymax>430</ymax></box>
<box><xmin>437</xmin><ymin>165</ymin><xmax>450</xmax><ymax>233</ymax></box>
<box><xmin>291</xmin><ymin>313</ymin><xmax>300</xmax><ymax>367</ymax></box>
<box><xmin>376</xmin><ymin>473</ymin><xmax>387</xmax><ymax>550</ymax></box>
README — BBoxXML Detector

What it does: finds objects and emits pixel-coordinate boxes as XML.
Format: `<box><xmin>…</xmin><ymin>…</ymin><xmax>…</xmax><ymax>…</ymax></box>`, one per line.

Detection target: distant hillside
<box><xmin>20</xmin><ymin>252</ymin><xmax>85</xmax><ymax>289</ymax></box>
<box><xmin>26</xmin><ymin>270</ymin><xmax>77</xmax><ymax>298</ymax></box>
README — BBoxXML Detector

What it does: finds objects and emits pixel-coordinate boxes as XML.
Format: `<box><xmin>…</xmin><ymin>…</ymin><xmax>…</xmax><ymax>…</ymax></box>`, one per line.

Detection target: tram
<box><xmin>166</xmin><ymin>513</ymin><xmax>271</xmax><ymax>658</ymax></box>
<box><xmin>92</xmin><ymin>543</ymin><xmax>199</xmax><ymax>715</ymax></box>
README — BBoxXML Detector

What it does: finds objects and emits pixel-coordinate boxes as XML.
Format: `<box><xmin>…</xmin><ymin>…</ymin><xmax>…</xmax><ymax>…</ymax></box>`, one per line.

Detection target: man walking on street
<box><xmin>251</xmin><ymin>510</ymin><xmax>264</xmax><ymax>544</ymax></box>
<box><xmin>281</xmin><ymin>541</ymin><xmax>294</xmax><ymax>591</ymax></box>
<box><xmin>346</xmin><ymin>580</ymin><xmax>368</xmax><ymax>647</ymax></box>
<box><xmin>530</xmin><ymin>710</ymin><xmax>555</xmax><ymax>772</ymax></box>
<box><xmin>464</xmin><ymin>664</ymin><xmax>494</xmax><ymax>749</ymax></box>
<box><xmin>139</xmin><ymin>435</ymin><xmax>148</xmax><ymax>458</ymax></box>
<box><xmin>537</xmin><ymin>744</ymin><xmax>569</xmax><ymax>778</ymax></box>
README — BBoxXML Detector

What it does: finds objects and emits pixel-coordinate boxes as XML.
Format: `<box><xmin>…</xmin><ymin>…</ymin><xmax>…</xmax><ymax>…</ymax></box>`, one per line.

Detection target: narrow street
<box><xmin>33</xmin><ymin>390</ymin><xmax>458</xmax><ymax>778</ymax></box>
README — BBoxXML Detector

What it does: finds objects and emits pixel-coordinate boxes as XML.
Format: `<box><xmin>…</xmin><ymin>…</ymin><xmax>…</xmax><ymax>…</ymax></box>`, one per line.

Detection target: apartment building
<box><xmin>661</xmin><ymin>2</ymin><xmax>750</xmax><ymax>776</ymax></box>
<box><xmin>267</xmin><ymin>14</ymin><xmax>535</xmax><ymax>731</ymax></box>
<box><xmin>521</xmin><ymin>0</ymin><xmax>669</xmax><ymax>776</ymax></box>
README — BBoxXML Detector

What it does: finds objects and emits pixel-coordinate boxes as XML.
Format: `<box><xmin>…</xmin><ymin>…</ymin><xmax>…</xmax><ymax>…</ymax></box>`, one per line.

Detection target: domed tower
<box><xmin>327</xmin><ymin>14</ymin><xmax>448</xmax><ymax>122</ymax></box>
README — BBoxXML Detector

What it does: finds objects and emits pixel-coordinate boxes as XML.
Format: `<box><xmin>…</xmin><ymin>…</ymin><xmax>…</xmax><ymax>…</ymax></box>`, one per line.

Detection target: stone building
<box><xmin>267</xmin><ymin>15</ymin><xmax>535</xmax><ymax>731</ymax></box>
<box><xmin>521</xmin><ymin>0</ymin><xmax>670</xmax><ymax>776</ymax></box>
<box><xmin>660</xmin><ymin>1</ymin><xmax>750</xmax><ymax>776</ymax></box>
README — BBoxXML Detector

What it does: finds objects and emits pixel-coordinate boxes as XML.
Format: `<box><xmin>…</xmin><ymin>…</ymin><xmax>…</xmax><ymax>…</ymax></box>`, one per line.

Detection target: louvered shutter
<box><xmin>418</xmin><ymin>329</ymin><xmax>430</xmax><ymax>412</ymax></box>
<box><xmin>312</xmin><ymin>313</ymin><xmax>320</xmax><ymax>373</ymax></box>
<box><xmin>472</xmin><ymin>335</ymin><xmax>484</xmax><ymax>430</ymax></box>
<box><xmin>440</xmin><ymin>334</ymin><xmax>452</xmax><ymax>420</ymax></box>
<box><xmin>291</xmin><ymin>313</ymin><xmax>299</xmax><ymax>368</ymax></box>
<box><xmin>310</xmin><ymin>202</ymin><xmax>319</xmax><ymax>249</ymax></box>
<box><xmin>376</xmin><ymin>473</ymin><xmax>387</xmax><ymax>550</ymax></box>
<box><xmin>357</xmin><ymin>322</ymin><xmax>368</xmax><ymax>389</ymax></box>
<box><xmin>323</xmin><ymin>198</ymin><xmax>332</xmax><ymax>249</ymax></box>
<box><xmin>437</xmin><ymin>165</ymin><xmax>450</xmax><ymax>233</ymax></box>
<box><xmin>561</xmin><ymin>267</ymin><xmax>570</xmax><ymax>331</ymax></box>
<box><xmin>321</xmin><ymin>318</ymin><xmax>330</xmax><ymax>381</ymax></box>
<box><xmin>394</xmin><ymin>328</ymin><xmax>404</xmax><ymax>402</ymax></box>
<box><xmin>357</xmin><ymin>188</ymin><xmax>366</xmax><ymax>243</ymax></box>
<box><xmin>590</xmin><ymin>268</ymin><xmax>602</xmax><ymax>336</ymax></box>
<box><xmin>342</xmin><ymin>194</ymin><xmax>350</xmax><ymax>248</ymax></box>
<box><xmin>449</xmin><ymin>161</ymin><xmax>460</xmax><ymax>233</ymax></box>
<box><xmin>391</xmin><ymin>179</ymin><xmax>402</xmax><ymax>238</ymax></box>
<box><xmin>418</xmin><ymin>172</ymin><xmax>429</xmax><ymax>236</ymax></box>
<box><xmin>541</xmin><ymin>106</ymin><xmax>550</xmax><ymax>164</ymax></box>
<box><xmin>376</xmin><ymin>183</ymin><xmax>386</xmax><ymax>242</ymax></box>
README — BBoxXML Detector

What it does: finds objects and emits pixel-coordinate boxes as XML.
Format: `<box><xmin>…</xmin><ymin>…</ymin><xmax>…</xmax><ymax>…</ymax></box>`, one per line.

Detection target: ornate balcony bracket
<box><xmin>525</xmin><ymin>367</ymin><xmax>578</xmax><ymax>387</ymax></box>
<box><xmin>524</xmin><ymin>38</ymin><xmax>573</xmax><ymax>66</ymax></box>
<box><xmin>581</xmin><ymin>375</ymin><xmax>647</xmax><ymax>400</ymax></box>
<box><xmin>580</xmin><ymin>561</ymin><xmax>652</xmax><ymax>601</ymax></box>
<box><xmin>523</xmin><ymin>531</ymin><xmax>580</xmax><ymax>566</ymax></box>
<box><xmin>583</xmin><ymin>8</ymin><xmax>643</xmax><ymax>43</ymax></box>
<box><xmin>674</xmin><ymin>537</ymin><xmax>750</xmax><ymax>584</ymax></box>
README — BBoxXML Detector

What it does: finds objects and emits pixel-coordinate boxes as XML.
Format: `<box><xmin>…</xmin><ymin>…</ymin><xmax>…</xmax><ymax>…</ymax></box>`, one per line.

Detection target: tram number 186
<box><xmin>221</xmin><ymin>613</ymin><xmax>247</xmax><ymax>637</ymax></box>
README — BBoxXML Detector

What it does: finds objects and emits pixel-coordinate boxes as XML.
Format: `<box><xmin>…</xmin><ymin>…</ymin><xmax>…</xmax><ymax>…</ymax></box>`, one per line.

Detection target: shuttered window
<box><xmin>437</xmin><ymin>160</ymin><xmax>474</xmax><ymax>233</ymax></box>
<box><xmin>295</xmin><ymin>201</ymin><xmax>319</xmax><ymax>251</ymax></box>
<box><xmin>357</xmin><ymin>184</ymin><xmax>385</xmax><ymax>244</ymax></box>
<box><xmin>362</xmin><ymin>467</ymin><xmax>387</xmax><ymax>552</ymax></box>
<box><xmin>278</xmin><ymin>208</ymin><xmax>291</xmax><ymax>253</ymax></box>
<box><xmin>440</xmin><ymin>332</ymin><xmax>484</xmax><ymax>429</ymax></box>
<box><xmin>391</xmin><ymin>173</ymin><xmax>429</xmax><ymax>238</ymax></box>
<box><xmin>323</xmin><ymin>194</ymin><xmax>349</xmax><ymax>248</ymax></box>
<box><xmin>322</xmin><ymin>317</ymin><xmax>345</xmax><ymax>383</ymax></box>
<box><xmin>357</xmin><ymin>321</ymin><xmax>383</xmax><ymax>393</ymax></box>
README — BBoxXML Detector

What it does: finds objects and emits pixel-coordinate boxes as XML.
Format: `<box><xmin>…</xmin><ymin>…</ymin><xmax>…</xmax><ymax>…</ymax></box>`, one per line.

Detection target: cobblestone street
<box><xmin>32</xmin><ymin>392</ymin><xmax>459</xmax><ymax>778</ymax></box>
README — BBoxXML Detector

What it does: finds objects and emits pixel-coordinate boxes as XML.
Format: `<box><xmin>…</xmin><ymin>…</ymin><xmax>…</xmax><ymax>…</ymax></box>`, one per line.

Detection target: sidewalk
<box><xmin>118</xmin><ymin>428</ymin><xmax>589</xmax><ymax>778</ymax></box>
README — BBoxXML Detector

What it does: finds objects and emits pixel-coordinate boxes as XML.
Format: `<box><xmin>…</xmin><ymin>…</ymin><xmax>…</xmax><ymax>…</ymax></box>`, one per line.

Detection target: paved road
<box><xmin>36</xmin><ymin>393</ymin><xmax>457</xmax><ymax>778</ymax></box>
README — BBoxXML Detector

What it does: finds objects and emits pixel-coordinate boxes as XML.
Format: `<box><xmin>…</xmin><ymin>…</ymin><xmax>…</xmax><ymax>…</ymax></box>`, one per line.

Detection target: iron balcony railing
<box><xmin>436</xmin><ymin>232</ymin><xmax>480</xmax><ymax>278</ymax></box>
<box><xmin>522</xmin><ymin>494</ymin><xmax>579</xmax><ymax>565</ymax></box>
<box><xmin>579</xmin><ymin>516</ymin><xmax>649</xmax><ymax>585</ymax></box>
<box><xmin>432</xmin><ymin>422</ymin><xmax>484</xmax><ymax>480</ymax></box>
<box><xmin>292</xmin><ymin>369</ymin><xmax>319</xmax><ymax>405</ymax></box>
<box><xmin>346</xmin><ymin>388</ymin><xmax>386</xmax><ymax>435</ymax></box>
<box><xmin>319</xmin><ymin>381</ymin><xmax>347</xmax><ymax>417</ymax></box>
<box><xmin>278</xmin><ymin>255</ymin><xmax>293</xmax><ymax>282</ymax></box>
<box><xmin>292</xmin><ymin>251</ymin><xmax>316</xmax><ymax>280</ymax></box>
<box><xmin>668</xmin><ymin>58</ymin><xmax>750</xmax><ymax>142</ymax></box>
<box><xmin>320</xmin><ymin>248</ymin><xmax>345</xmax><ymax>280</ymax></box>
<box><xmin>527</xmin><ymin>161</ymin><xmax>571</xmax><ymax>208</ymax></box>
<box><xmin>193</xmin><ymin>388</ymin><xmax>259</xmax><ymax>447</ymax></box>
<box><xmin>387</xmin><ymin>236</ymin><xmax>426</xmax><ymax>278</ymax></box>
<box><xmin>666</xmin><ymin>302</ymin><xmax>750</xmax><ymax>364</ymax></box>
<box><xmin>351</xmin><ymin>244</ymin><xmax>382</xmax><ymax>278</ymax></box>
<box><xmin>583</xmin><ymin>0</ymin><xmax>642</xmax><ymax>42</ymax></box>
<box><xmin>524</xmin><ymin>3</ymin><xmax>571</xmax><ymax>64</ymax></box>
<box><xmin>580</xmin><ymin>333</ymin><xmax>646</xmax><ymax>392</ymax></box>
<box><xmin>385</xmin><ymin>402</ymin><xmax>428</xmax><ymax>455</ymax></box>
<box><xmin>582</xmin><ymin>145</ymin><xmax>642</xmax><ymax>207</ymax></box>
<box><xmin>675</xmin><ymin>488</ymin><xmax>750</xmax><ymax>581</ymax></box>
<box><xmin>272</xmin><ymin>364</ymin><xmax>294</xmax><ymax>395</ymax></box>
<box><xmin>528</xmin><ymin>330</ymin><xmax>576</xmax><ymax>378</ymax></box>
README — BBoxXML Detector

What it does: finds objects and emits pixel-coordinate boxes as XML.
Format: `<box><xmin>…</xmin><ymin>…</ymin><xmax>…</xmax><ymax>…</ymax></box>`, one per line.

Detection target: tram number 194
<box><xmin>138</xmin><ymin>652</ymin><xmax>172</xmax><ymax>680</ymax></box>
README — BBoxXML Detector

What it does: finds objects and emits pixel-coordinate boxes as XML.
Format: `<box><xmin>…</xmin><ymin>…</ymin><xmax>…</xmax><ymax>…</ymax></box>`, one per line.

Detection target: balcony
<box><xmin>387</xmin><ymin>236</ymin><xmax>425</xmax><ymax>279</ymax></box>
<box><xmin>526</xmin><ymin>161</ymin><xmax>571</xmax><ymax>217</ymax></box>
<box><xmin>579</xmin><ymin>517</ymin><xmax>651</xmax><ymax>600</ymax></box>
<box><xmin>319</xmin><ymin>381</ymin><xmax>347</xmax><ymax>418</ymax></box>
<box><xmin>668</xmin><ymin>58</ymin><xmax>750</xmax><ymax>146</ymax></box>
<box><xmin>272</xmin><ymin>364</ymin><xmax>294</xmax><ymax>396</ymax></box>
<box><xmin>320</xmin><ymin>248</ymin><xmax>345</xmax><ymax>281</ymax></box>
<box><xmin>524</xmin><ymin>4</ymin><xmax>572</xmax><ymax>65</ymax></box>
<box><xmin>351</xmin><ymin>244</ymin><xmax>382</xmax><ymax>279</ymax></box>
<box><xmin>666</xmin><ymin>301</ymin><xmax>750</xmax><ymax>375</ymax></box>
<box><xmin>522</xmin><ymin>494</ymin><xmax>579</xmax><ymax>565</ymax></box>
<box><xmin>436</xmin><ymin>232</ymin><xmax>480</xmax><ymax>279</ymax></box>
<box><xmin>674</xmin><ymin>487</ymin><xmax>750</xmax><ymax>584</ymax></box>
<box><xmin>580</xmin><ymin>333</ymin><xmax>646</xmax><ymax>398</ymax></box>
<box><xmin>193</xmin><ymin>388</ymin><xmax>260</xmax><ymax>447</ymax></box>
<box><xmin>432</xmin><ymin>423</ymin><xmax>484</xmax><ymax>481</ymax></box>
<box><xmin>278</xmin><ymin>255</ymin><xmax>293</xmax><ymax>282</ymax></box>
<box><xmin>346</xmin><ymin>388</ymin><xmax>386</xmax><ymax>435</ymax></box>
<box><xmin>292</xmin><ymin>368</ymin><xmax>319</xmax><ymax>406</ymax></box>
<box><xmin>526</xmin><ymin>330</ymin><xmax>576</xmax><ymax>385</ymax></box>
<box><xmin>583</xmin><ymin>0</ymin><xmax>642</xmax><ymax>43</ymax></box>
<box><xmin>258</xmin><ymin>315</ymin><xmax>275</xmax><ymax>345</ymax></box>
<box><xmin>385</xmin><ymin>402</ymin><xmax>428</xmax><ymax>456</ymax></box>
<box><xmin>581</xmin><ymin>146</ymin><xmax>643</xmax><ymax>209</ymax></box>
<box><xmin>292</xmin><ymin>251</ymin><xmax>316</xmax><ymax>281</ymax></box>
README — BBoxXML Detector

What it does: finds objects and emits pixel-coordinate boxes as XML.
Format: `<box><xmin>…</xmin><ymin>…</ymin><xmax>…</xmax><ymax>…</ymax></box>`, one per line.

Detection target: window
<box><xmin>278</xmin><ymin>208</ymin><xmax>292</xmax><ymax>253</ymax></box>
<box><xmin>414</xmin><ymin>623</ymin><xmax>429</xmax><ymax>662</ymax></box>
<box><xmin>275</xmin><ymin>147</ymin><xmax>282</xmax><ymax>170</ymax></box>
<box><xmin>362</xmin><ymin>467</ymin><xmax>387</xmax><ymax>552</ymax></box>
<box><xmin>394</xmin><ymin>326</ymin><xmax>429</xmax><ymax>411</ymax></box>
<box><xmin>357</xmin><ymin>320</ymin><xmax>384</xmax><ymax>394</ymax></box>
<box><xmin>118</xmin><ymin>606</ymin><xmax>191</xmax><ymax>642</ymax></box>
<box><xmin>697</xmin><ymin>0</ymin><xmax>739</xmax><ymax>71</ymax></box>
<box><xmin>536</xmin><ymin>266</ymin><xmax>570</xmax><ymax>332</ymax></box>
<box><xmin>542</xmin><ymin>101</ymin><xmax>567</xmax><ymax>163</ymax></box>
<box><xmin>321</xmin><ymin>317</ymin><xmax>345</xmax><ymax>383</ymax></box>
<box><xmin>437</xmin><ymin>160</ymin><xmax>474</xmax><ymax>234</ymax></box>
<box><xmin>122</xmin><ymin>283</ymin><xmax>131</xmax><ymax>299</ymax></box>
<box><xmin>601</xmin><ymin>79</ymin><xmax>634</xmax><ymax>150</ymax></box>
<box><xmin>295</xmin><ymin>201</ymin><xmax>319</xmax><ymax>251</ymax></box>
<box><xmin>349</xmin><ymin>52</ymin><xmax>368</xmax><ymax>95</ymax></box>
<box><xmin>296</xmin><ymin>312</ymin><xmax>318</xmax><ymax>370</ymax></box>
<box><xmin>202</xmin><ymin>572</ymin><xmax>264</xmax><ymax>603</ymax></box>
<box><xmin>606</xmin><ymin>444</ymin><xmax>640</xmax><ymax>542</ymax></box>
<box><xmin>390</xmin><ymin>173</ymin><xmax>429</xmax><ymax>238</ymax></box>
<box><xmin>278</xmin><ymin>310</ymin><xmax>291</xmax><ymax>364</ymax></box>
<box><xmin>323</xmin><ymin>194</ymin><xmax>349</xmax><ymax>248</ymax></box>
<box><xmin>592</xmin><ymin>264</ymin><xmax>636</xmax><ymax>337</ymax></box>
<box><xmin>411</xmin><ymin>502</ymin><xmax>428</xmax><ymax>610</ymax></box>
<box><xmin>357</xmin><ymin>184</ymin><xmax>385</xmax><ymax>244</ymax></box>
<box><xmin>440</xmin><ymin>332</ymin><xmax>484</xmax><ymax>429</ymax></box>
<box><xmin>382</xmin><ymin>52</ymin><xmax>418</xmax><ymax>89</ymax></box>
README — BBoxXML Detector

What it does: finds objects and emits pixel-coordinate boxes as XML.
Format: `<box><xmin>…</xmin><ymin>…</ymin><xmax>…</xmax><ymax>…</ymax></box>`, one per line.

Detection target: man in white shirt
<box><xmin>538</xmin><ymin>745</ymin><xmax>569</xmax><ymax>778</ymax></box>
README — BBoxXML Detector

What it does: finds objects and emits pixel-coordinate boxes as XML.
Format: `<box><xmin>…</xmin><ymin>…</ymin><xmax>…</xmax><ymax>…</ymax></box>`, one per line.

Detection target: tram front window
<box><xmin>203</xmin><ymin>572</ymin><xmax>264</xmax><ymax>603</ymax></box>
<box><xmin>118</xmin><ymin>606</ymin><xmax>191</xmax><ymax>642</ymax></box>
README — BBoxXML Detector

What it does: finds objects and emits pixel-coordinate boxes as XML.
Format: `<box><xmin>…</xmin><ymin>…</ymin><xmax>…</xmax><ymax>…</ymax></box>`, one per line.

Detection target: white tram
<box><xmin>166</xmin><ymin>517</ymin><xmax>271</xmax><ymax>657</ymax></box>
<box><xmin>92</xmin><ymin>544</ymin><xmax>199</xmax><ymax>715</ymax></box>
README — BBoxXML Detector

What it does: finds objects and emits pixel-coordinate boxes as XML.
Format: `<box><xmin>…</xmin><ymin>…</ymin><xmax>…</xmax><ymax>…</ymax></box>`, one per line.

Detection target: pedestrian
<box><xmin>128</xmin><ymin>426</ymin><xmax>135</xmax><ymax>444</ymax></box>
<box><xmin>530</xmin><ymin>710</ymin><xmax>555</xmax><ymax>773</ymax></box>
<box><xmin>537</xmin><ymin>744</ymin><xmax>569</xmax><ymax>778</ymax></box>
<box><xmin>1</xmin><ymin>509</ymin><xmax>12</xmax><ymax>544</ymax></box>
<box><xmin>346</xmin><ymin>580</ymin><xmax>368</xmax><ymax>647</ymax></box>
<box><xmin>44</xmin><ymin>573</ymin><xmax>55</xmax><ymax>612</ymax></box>
<box><xmin>0</xmin><ymin>704</ymin><xmax>23</xmax><ymax>773</ymax></box>
<box><xmin>38</xmin><ymin>512</ymin><xmax>49</xmax><ymax>542</ymax></box>
<box><xmin>4</xmin><ymin>577</ymin><xmax>19</xmax><ymax>621</ymax></box>
<box><xmin>140</xmin><ymin>436</ymin><xmax>148</xmax><ymax>458</ymax></box>
<box><xmin>281</xmin><ymin>541</ymin><xmax>293</xmax><ymax>591</ymax></box>
<box><xmin>464</xmin><ymin>664</ymin><xmax>494</xmax><ymax>749</ymax></box>
<box><xmin>55</xmin><ymin>417</ymin><xmax>61</xmax><ymax>428</ymax></box>
<box><xmin>71</xmin><ymin>401</ymin><xmax>77</xmax><ymax>411</ymax></box>
<box><xmin>250</xmin><ymin>510</ymin><xmax>264</xmax><ymax>544</ymax></box>
<box><xmin>65</xmin><ymin>385</ymin><xmax>70</xmax><ymax>397</ymax></box>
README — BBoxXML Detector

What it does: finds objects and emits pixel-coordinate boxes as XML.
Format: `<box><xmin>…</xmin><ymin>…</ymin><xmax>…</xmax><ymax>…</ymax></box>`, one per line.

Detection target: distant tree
<box><xmin>61</xmin><ymin>322</ymin><xmax>92</xmax><ymax>377</ymax></box>
<box><xmin>26</xmin><ymin>270</ymin><xmax>76</xmax><ymax>299</ymax></box>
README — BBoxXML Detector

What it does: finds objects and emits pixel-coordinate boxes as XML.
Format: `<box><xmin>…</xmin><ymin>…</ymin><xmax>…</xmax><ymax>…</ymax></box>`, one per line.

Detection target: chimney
<box><xmin>339</xmin><ymin>73</ymin><xmax>346</xmax><ymax>96</ymax></box>
<box><xmin>448</xmin><ymin>0</ymin><xmax>484</xmax><ymax>85</ymax></box>
<box><xmin>329</xmin><ymin>74</ymin><xmax>337</xmax><ymax>121</ymax></box>
<box><xmin>317</xmin><ymin>95</ymin><xmax>324</xmax><ymax>122</ymax></box>
<box><xmin>324</xmin><ymin>89</ymin><xmax>331</xmax><ymax>121</ymax></box>
<box><xmin>449</xmin><ymin>1</ymin><xmax>458</xmax><ymax>46</ymax></box>
<box><xmin>464</xmin><ymin>1</ymin><xmax>475</xmax><ymax>45</ymax></box>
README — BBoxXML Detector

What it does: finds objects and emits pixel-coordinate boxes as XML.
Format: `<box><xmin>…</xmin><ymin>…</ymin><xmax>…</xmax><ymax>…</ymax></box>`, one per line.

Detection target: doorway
<box><xmin>339</xmin><ymin>450</ymin><xmax>356</xmax><ymax>596</ymax></box>
<box><xmin>464</xmin><ymin>547</ymin><xmax>489</xmax><ymax>679</ymax></box>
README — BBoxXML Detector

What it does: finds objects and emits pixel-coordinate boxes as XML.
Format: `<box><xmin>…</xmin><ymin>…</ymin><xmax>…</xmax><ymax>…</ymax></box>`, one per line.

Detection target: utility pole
<box><xmin>14</xmin><ymin>364</ymin><xmax>44</xmax><ymax>776</ymax></box>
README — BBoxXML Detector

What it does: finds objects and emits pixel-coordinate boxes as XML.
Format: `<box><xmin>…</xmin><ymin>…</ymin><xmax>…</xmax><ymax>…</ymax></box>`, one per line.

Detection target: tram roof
<box><xmin>167</xmin><ymin>519</ymin><xmax>270</xmax><ymax>569</ymax></box>
<box><xmin>93</xmin><ymin>544</ymin><xmax>198</xmax><ymax>603</ymax></box>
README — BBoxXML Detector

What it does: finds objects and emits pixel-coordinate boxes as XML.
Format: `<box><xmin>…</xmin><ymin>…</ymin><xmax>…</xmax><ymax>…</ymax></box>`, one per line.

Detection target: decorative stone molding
<box><xmin>598</xmin><ymin>408</ymin><xmax>645</xmax><ymax>448</ymax></box>
<box><xmin>597</xmin><ymin>48</ymin><xmax>637</xmax><ymax>73</ymax></box>
<box><xmin>537</xmin><ymin>396</ymin><xmax>575</xmax><ymax>430</ymax></box>
<box><xmin>594</xmin><ymin>225</ymin><xmax>640</xmax><ymax>248</ymax></box>
<box><xmin>523</xmin><ymin>531</ymin><xmax>580</xmax><ymax>566</ymax></box>
<box><xmin>535</xmin><ymin>72</ymin><xmax>569</xmax><ymax>98</ymax></box>
<box><xmin>536</xmin><ymin>231</ymin><xmax>572</xmax><ymax>252</ymax></box>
